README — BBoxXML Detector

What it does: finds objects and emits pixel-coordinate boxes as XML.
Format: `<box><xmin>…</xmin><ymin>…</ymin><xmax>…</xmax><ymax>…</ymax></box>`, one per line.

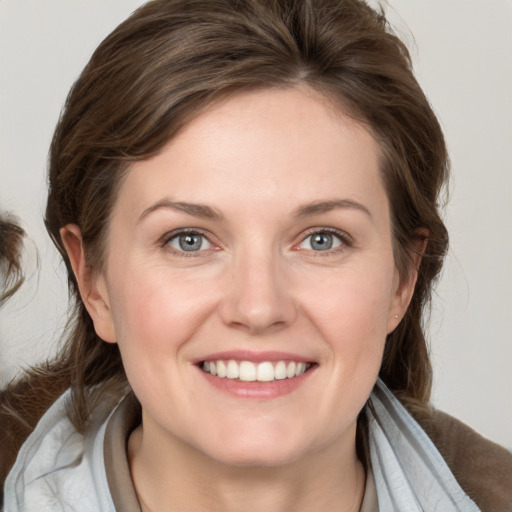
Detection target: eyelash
<box><xmin>160</xmin><ymin>227</ymin><xmax>353</xmax><ymax>257</ymax></box>
<box><xmin>161</xmin><ymin>229</ymin><xmax>217</xmax><ymax>257</ymax></box>
<box><xmin>295</xmin><ymin>227</ymin><xmax>353</xmax><ymax>255</ymax></box>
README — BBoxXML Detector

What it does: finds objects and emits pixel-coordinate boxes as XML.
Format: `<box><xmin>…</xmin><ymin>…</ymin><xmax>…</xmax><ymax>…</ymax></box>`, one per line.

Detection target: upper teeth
<box><xmin>202</xmin><ymin>360</ymin><xmax>310</xmax><ymax>382</ymax></box>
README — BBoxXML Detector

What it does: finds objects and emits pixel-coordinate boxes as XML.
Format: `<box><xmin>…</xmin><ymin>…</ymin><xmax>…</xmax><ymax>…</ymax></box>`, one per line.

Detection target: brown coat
<box><xmin>418</xmin><ymin>410</ymin><xmax>512</xmax><ymax>511</ymax></box>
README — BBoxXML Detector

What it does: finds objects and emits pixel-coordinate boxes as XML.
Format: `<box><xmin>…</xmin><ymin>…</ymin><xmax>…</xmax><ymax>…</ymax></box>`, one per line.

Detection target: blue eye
<box><xmin>300</xmin><ymin>231</ymin><xmax>343</xmax><ymax>251</ymax></box>
<box><xmin>168</xmin><ymin>232</ymin><xmax>211</xmax><ymax>252</ymax></box>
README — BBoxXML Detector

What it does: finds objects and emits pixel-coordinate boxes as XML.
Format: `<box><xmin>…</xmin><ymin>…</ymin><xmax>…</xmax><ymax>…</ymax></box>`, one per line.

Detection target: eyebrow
<box><xmin>294</xmin><ymin>199</ymin><xmax>373</xmax><ymax>220</ymax></box>
<box><xmin>138</xmin><ymin>198</ymin><xmax>372</xmax><ymax>223</ymax></box>
<box><xmin>138</xmin><ymin>200</ymin><xmax>225</xmax><ymax>223</ymax></box>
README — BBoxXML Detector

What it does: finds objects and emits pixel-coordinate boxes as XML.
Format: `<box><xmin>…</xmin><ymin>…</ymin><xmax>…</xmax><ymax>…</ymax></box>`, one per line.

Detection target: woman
<box><xmin>2</xmin><ymin>0</ymin><xmax>511</xmax><ymax>510</ymax></box>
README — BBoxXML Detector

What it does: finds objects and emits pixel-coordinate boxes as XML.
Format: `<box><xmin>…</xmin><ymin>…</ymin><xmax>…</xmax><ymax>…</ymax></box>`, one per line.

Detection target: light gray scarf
<box><xmin>368</xmin><ymin>379</ymin><xmax>480</xmax><ymax>511</ymax></box>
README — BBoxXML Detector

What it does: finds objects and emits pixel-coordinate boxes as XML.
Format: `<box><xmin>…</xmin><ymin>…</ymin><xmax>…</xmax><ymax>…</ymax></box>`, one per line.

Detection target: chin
<box><xmin>200</xmin><ymin>427</ymin><xmax>309</xmax><ymax>468</ymax></box>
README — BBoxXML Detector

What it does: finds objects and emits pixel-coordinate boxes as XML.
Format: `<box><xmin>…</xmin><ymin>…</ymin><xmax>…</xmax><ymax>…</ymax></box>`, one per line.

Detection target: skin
<box><xmin>63</xmin><ymin>87</ymin><xmax>417</xmax><ymax>512</ymax></box>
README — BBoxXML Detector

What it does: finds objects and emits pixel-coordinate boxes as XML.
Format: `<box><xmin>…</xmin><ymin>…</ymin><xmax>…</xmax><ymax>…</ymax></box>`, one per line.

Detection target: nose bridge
<box><xmin>220</xmin><ymin>240</ymin><xmax>295</xmax><ymax>333</ymax></box>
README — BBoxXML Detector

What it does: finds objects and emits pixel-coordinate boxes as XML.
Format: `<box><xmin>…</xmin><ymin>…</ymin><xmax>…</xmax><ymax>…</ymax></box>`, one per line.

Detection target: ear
<box><xmin>386</xmin><ymin>231</ymin><xmax>428</xmax><ymax>333</ymax></box>
<box><xmin>60</xmin><ymin>224</ymin><xmax>117</xmax><ymax>343</ymax></box>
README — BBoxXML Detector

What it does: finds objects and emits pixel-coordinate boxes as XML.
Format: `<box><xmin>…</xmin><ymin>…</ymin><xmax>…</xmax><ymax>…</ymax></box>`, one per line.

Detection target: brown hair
<box><xmin>7</xmin><ymin>0</ymin><xmax>449</xmax><ymax>447</ymax></box>
<box><xmin>0</xmin><ymin>214</ymin><xmax>26</xmax><ymax>306</ymax></box>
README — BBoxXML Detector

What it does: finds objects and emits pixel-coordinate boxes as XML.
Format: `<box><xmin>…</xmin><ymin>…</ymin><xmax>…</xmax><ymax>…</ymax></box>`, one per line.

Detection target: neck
<box><xmin>128</xmin><ymin>421</ymin><xmax>366</xmax><ymax>512</ymax></box>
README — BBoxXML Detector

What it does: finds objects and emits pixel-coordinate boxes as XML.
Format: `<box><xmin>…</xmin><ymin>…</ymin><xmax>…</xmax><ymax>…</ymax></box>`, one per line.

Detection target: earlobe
<box><xmin>60</xmin><ymin>225</ymin><xmax>117</xmax><ymax>343</ymax></box>
<box><xmin>386</xmin><ymin>268</ymin><xmax>418</xmax><ymax>333</ymax></box>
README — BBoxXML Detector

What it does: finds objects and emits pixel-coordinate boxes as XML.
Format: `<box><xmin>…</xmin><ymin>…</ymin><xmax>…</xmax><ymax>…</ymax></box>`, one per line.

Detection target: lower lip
<box><xmin>198</xmin><ymin>366</ymin><xmax>315</xmax><ymax>399</ymax></box>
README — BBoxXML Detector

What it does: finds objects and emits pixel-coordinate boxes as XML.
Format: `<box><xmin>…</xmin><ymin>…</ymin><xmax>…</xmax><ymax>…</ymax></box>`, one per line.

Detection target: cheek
<box><xmin>106</xmin><ymin>273</ymin><xmax>198</xmax><ymax>404</ymax></box>
<box><xmin>305</xmin><ymin>265</ymin><xmax>394</xmax><ymax>340</ymax></box>
<box><xmin>300</xmin><ymin>263</ymin><xmax>394</xmax><ymax>387</ymax></box>
<box><xmin>107</xmin><ymin>268</ymin><xmax>220</xmax><ymax>365</ymax></box>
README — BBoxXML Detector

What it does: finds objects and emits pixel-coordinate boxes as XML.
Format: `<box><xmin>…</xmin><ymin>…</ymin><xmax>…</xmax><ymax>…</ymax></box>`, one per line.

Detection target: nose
<box><xmin>218</xmin><ymin>250</ymin><xmax>297</xmax><ymax>335</ymax></box>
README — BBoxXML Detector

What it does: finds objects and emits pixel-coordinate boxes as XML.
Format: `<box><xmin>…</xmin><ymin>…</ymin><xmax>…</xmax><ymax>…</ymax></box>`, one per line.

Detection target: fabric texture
<box><xmin>3</xmin><ymin>380</ymin><xmax>507</xmax><ymax>511</ymax></box>
<box><xmin>419</xmin><ymin>409</ymin><xmax>512</xmax><ymax>511</ymax></box>
<box><xmin>368</xmin><ymin>380</ymin><xmax>479</xmax><ymax>511</ymax></box>
<box><xmin>3</xmin><ymin>389</ymin><xmax>117</xmax><ymax>511</ymax></box>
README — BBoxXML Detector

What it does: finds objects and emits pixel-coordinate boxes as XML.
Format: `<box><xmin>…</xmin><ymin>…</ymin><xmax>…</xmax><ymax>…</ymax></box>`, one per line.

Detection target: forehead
<box><xmin>114</xmin><ymin>87</ymin><xmax>387</xmax><ymax>222</ymax></box>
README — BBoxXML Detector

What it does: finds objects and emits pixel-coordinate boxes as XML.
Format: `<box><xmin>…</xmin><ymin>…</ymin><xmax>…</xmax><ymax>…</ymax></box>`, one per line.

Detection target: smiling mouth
<box><xmin>200</xmin><ymin>360</ymin><xmax>313</xmax><ymax>382</ymax></box>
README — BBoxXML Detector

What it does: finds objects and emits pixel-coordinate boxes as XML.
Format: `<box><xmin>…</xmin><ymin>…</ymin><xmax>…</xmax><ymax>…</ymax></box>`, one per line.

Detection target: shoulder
<box><xmin>0</xmin><ymin>372</ymin><xmax>69</xmax><ymax>500</ymax></box>
<box><xmin>3</xmin><ymin>389</ymin><xmax>117</xmax><ymax>512</ymax></box>
<box><xmin>418</xmin><ymin>409</ymin><xmax>512</xmax><ymax>512</ymax></box>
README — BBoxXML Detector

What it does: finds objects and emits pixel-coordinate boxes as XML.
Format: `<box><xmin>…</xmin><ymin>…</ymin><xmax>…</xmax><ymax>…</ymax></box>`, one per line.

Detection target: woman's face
<box><xmin>88</xmin><ymin>88</ymin><xmax>412</xmax><ymax>467</ymax></box>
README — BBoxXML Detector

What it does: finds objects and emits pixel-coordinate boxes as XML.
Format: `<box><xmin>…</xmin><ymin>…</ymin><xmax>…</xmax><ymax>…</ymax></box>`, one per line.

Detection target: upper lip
<box><xmin>192</xmin><ymin>350</ymin><xmax>314</xmax><ymax>364</ymax></box>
